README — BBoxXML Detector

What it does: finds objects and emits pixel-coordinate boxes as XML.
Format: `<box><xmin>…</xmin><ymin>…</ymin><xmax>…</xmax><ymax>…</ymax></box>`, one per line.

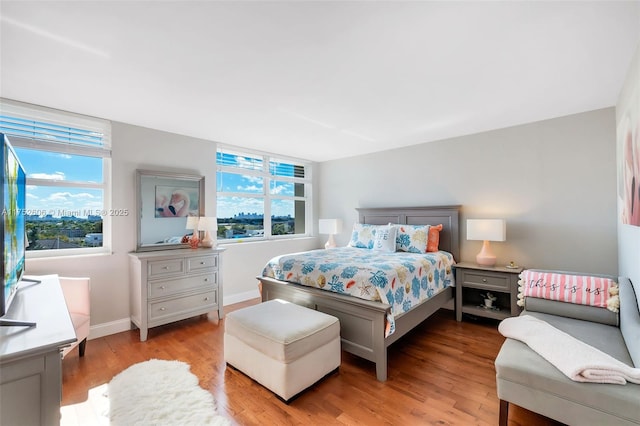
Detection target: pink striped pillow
<box><xmin>518</xmin><ymin>270</ymin><xmax>619</xmax><ymax>311</ymax></box>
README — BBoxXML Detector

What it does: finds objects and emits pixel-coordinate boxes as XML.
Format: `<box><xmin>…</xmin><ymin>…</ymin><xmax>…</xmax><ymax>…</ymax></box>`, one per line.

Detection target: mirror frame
<box><xmin>135</xmin><ymin>169</ymin><xmax>205</xmax><ymax>252</ymax></box>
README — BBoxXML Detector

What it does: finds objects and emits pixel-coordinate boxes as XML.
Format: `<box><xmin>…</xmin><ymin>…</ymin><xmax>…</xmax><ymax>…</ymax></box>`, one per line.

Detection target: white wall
<box><xmin>26</xmin><ymin>122</ymin><xmax>319</xmax><ymax>337</ymax></box>
<box><xmin>319</xmin><ymin>108</ymin><xmax>618</xmax><ymax>276</ymax></box>
<box><xmin>616</xmin><ymin>43</ymin><xmax>640</xmax><ymax>284</ymax></box>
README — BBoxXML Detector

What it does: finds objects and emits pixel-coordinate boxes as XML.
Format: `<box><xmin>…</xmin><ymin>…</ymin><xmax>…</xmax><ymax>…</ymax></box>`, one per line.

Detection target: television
<box><xmin>1</xmin><ymin>133</ymin><xmax>37</xmax><ymax>327</ymax></box>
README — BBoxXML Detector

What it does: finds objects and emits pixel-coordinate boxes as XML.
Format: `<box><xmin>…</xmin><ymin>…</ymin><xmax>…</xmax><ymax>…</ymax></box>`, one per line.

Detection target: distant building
<box><xmin>84</xmin><ymin>233</ymin><xmax>103</xmax><ymax>246</ymax></box>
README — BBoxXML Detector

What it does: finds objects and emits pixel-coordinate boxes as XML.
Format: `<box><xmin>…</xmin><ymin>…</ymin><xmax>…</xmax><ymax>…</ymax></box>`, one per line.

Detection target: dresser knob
<box><xmin>204</xmin><ymin>297</ymin><xmax>209</xmax><ymax>301</ymax></box>
<box><xmin>482</xmin><ymin>278</ymin><xmax>487</xmax><ymax>283</ymax></box>
<box><xmin>200</xmin><ymin>261</ymin><xmax>205</xmax><ymax>265</ymax></box>
<box><xmin>159</xmin><ymin>286</ymin><xmax>166</xmax><ymax>290</ymax></box>
<box><xmin>159</xmin><ymin>307</ymin><xmax>166</xmax><ymax>311</ymax></box>
<box><xmin>162</xmin><ymin>266</ymin><xmax>169</xmax><ymax>270</ymax></box>
<box><xmin>204</xmin><ymin>278</ymin><xmax>209</xmax><ymax>282</ymax></box>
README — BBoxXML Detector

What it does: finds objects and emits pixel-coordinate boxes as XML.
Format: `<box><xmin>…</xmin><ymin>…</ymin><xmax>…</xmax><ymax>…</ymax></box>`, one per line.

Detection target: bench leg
<box><xmin>499</xmin><ymin>399</ymin><xmax>509</xmax><ymax>426</ymax></box>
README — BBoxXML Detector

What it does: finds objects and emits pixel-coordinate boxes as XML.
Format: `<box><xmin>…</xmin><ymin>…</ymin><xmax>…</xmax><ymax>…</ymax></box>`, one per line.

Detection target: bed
<box><xmin>257</xmin><ymin>206</ymin><xmax>460</xmax><ymax>381</ymax></box>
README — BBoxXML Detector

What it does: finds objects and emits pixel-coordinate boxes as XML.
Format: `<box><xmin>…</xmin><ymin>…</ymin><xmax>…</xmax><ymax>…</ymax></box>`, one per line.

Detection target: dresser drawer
<box><xmin>148</xmin><ymin>259</ymin><xmax>184</xmax><ymax>278</ymax></box>
<box><xmin>148</xmin><ymin>273</ymin><xmax>217</xmax><ymax>299</ymax></box>
<box><xmin>148</xmin><ymin>290</ymin><xmax>218</xmax><ymax>321</ymax></box>
<box><xmin>461</xmin><ymin>271</ymin><xmax>510</xmax><ymax>291</ymax></box>
<box><xmin>187</xmin><ymin>255</ymin><xmax>217</xmax><ymax>272</ymax></box>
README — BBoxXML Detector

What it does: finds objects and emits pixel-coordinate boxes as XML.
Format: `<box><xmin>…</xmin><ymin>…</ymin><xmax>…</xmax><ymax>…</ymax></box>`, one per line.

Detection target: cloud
<box><xmin>47</xmin><ymin>192</ymin><xmax>95</xmax><ymax>202</ymax></box>
<box><xmin>29</xmin><ymin>172</ymin><xmax>65</xmax><ymax>180</ymax></box>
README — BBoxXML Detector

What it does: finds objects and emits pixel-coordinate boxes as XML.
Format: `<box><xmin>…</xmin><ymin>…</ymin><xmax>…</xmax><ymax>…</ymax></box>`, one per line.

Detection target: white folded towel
<box><xmin>498</xmin><ymin>315</ymin><xmax>640</xmax><ymax>385</ymax></box>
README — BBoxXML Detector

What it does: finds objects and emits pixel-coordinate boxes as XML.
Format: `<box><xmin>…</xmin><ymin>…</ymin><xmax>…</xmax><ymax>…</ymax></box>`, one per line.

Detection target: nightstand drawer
<box><xmin>148</xmin><ymin>273</ymin><xmax>217</xmax><ymax>299</ymax></box>
<box><xmin>148</xmin><ymin>259</ymin><xmax>184</xmax><ymax>277</ymax></box>
<box><xmin>187</xmin><ymin>255</ymin><xmax>217</xmax><ymax>272</ymax></box>
<box><xmin>461</xmin><ymin>271</ymin><xmax>510</xmax><ymax>291</ymax></box>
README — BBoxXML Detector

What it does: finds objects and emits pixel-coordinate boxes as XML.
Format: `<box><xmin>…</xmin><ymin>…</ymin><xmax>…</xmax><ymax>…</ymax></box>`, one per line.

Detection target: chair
<box><xmin>59</xmin><ymin>276</ymin><xmax>91</xmax><ymax>358</ymax></box>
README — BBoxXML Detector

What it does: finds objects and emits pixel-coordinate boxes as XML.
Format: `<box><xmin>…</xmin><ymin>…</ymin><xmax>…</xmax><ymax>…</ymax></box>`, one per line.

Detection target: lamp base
<box><xmin>324</xmin><ymin>234</ymin><xmax>337</xmax><ymax>249</ymax></box>
<box><xmin>476</xmin><ymin>240</ymin><xmax>497</xmax><ymax>266</ymax></box>
<box><xmin>200</xmin><ymin>231</ymin><xmax>215</xmax><ymax>248</ymax></box>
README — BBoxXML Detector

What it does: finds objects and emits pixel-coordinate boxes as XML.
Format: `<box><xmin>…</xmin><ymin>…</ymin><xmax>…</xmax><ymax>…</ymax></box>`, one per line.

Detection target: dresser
<box><xmin>1</xmin><ymin>275</ymin><xmax>76</xmax><ymax>426</ymax></box>
<box><xmin>129</xmin><ymin>248</ymin><xmax>224</xmax><ymax>341</ymax></box>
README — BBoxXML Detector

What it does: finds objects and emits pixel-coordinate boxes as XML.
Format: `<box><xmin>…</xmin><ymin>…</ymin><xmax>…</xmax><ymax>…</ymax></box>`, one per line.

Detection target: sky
<box><xmin>15</xmin><ymin>147</ymin><xmax>104</xmax><ymax>219</ymax></box>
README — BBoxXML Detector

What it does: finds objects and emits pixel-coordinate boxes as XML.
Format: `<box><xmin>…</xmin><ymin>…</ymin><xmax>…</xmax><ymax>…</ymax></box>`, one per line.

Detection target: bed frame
<box><xmin>258</xmin><ymin>205</ymin><xmax>461</xmax><ymax>381</ymax></box>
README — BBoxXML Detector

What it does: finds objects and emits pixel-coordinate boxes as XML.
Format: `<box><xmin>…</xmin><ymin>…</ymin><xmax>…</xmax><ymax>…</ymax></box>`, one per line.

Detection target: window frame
<box><xmin>1</xmin><ymin>99</ymin><xmax>112</xmax><ymax>258</ymax></box>
<box><xmin>216</xmin><ymin>145</ymin><xmax>312</xmax><ymax>243</ymax></box>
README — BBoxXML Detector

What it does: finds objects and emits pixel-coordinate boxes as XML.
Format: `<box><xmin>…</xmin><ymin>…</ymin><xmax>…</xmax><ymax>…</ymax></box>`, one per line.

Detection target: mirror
<box><xmin>136</xmin><ymin>169</ymin><xmax>205</xmax><ymax>252</ymax></box>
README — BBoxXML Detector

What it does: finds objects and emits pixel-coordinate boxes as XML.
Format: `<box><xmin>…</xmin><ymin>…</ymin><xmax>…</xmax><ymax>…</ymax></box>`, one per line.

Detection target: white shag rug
<box><xmin>63</xmin><ymin>359</ymin><xmax>231</xmax><ymax>426</ymax></box>
<box><xmin>109</xmin><ymin>359</ymin><xmax>230</xmax><ymax>426</ymax></box>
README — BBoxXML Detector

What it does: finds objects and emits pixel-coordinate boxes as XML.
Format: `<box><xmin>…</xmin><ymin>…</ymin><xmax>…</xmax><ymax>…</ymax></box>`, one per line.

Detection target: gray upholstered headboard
<box><xmin>356</xmin><ymin>205</ymin><xmax>461</xmax><ymax>261</ymax></box>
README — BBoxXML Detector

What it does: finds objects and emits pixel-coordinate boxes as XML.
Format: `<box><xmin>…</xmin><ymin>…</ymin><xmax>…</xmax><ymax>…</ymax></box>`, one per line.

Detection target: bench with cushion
<box><xmin>224</xmin><ymin>299</ymin><xmax>341</xmax><ymax>402</ymax></box>
<box><xmin>495</xmin><ymin>272</ymin><xmax>640</xmax><ymax>425</ymax></box>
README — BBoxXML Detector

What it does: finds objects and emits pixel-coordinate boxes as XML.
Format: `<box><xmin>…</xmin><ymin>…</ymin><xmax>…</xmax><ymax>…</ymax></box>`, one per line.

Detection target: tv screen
<box><xmin>1</xmin><ymin>133</ymin><xmax>26</xmax><ymax>318</ymax></box>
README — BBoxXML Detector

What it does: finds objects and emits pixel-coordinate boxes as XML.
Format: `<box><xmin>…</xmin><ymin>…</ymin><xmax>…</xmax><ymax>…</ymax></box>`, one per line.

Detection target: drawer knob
<box><xmin>200</xmin><ymin>261</ymin><xmax>205</xmax><ymax>265</ymax></box>
<box><xmin>482</xmin><ymin>278</ymin><xmax>487</xmax><ymax>283</ymax></box>
<box><xmin>159</xmin><ymin>307</ymin><xmax>166</xmax><ymax>311</ymax></box>
<box><xmin>159</xmin><ymin>286</ymin><xmax>166</xmax><ymax>290</ymax></box>
<box><xmin>204</xmin><ymin>278</ymin><xmax>209</xmax><ymax>282</ymax></box>
<box><xmin>204</xmin><ymin>297</ymin><xmax>209</xmax><ymax>301</ymax></box>
<box><xmin>162</xmin><ymin>266</ymin><xmax>169</xmax><ymax>270</ymax></box>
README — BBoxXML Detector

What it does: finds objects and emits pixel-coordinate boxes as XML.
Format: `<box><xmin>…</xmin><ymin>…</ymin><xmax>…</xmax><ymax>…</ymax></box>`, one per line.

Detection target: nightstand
<box><xmin>455</xmin><ymin>262</ymin><xmax>523</xmax><ymax>322</ymax></box>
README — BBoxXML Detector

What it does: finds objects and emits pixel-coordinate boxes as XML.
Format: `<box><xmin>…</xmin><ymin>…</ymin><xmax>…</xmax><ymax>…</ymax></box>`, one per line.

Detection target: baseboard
<box><xmin>88</xmin><ymin>291</ymin><xmax>260</xmax><ymax>340</ymax></box>
<box><xmin>88</xmin><ymin>318</ymin><xmax>132</xmax><ymax>340</ymax></box>
<box><xmin>223</xmin><ymin>289</ymin><xmax>260</xmax><ymax>306</ymax></box>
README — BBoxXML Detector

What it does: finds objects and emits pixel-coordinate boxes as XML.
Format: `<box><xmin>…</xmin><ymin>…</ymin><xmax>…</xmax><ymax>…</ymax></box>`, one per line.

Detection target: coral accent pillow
<box><xmin>517</xmin><ymin>270</ymin><xmax>619</xmax><ymax>311</ymax></box>
<box><xmin>427</xmin><ymin>224</ymin><xmax>443</xmax><ymax>252</ymax></box>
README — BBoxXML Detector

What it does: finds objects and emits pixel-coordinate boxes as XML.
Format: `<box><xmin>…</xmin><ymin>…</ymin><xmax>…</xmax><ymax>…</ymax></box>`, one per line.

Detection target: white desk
<box><xmin>0</xmin><ymin>274</ymin><xmax>76</xmax><ymax>426</ymax></box>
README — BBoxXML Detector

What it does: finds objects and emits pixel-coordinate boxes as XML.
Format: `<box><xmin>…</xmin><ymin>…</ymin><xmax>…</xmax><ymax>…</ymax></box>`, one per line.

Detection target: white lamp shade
<box><xmin>198</xmin><ymin>216</ymin><xmax>217</xmax><ymax>231</ymax></box>
<box><xmin>319</xmin><ymin>219</ymin><xmax>343</xmax><ymax>235</ymax></box>
<box><xmin>185</xmin><ymin>216</ymin><xmax>200</xmax><ymax>230</ymax></box>
<box><xmin>467</xmin><ymin>219</ymin><xmax>506</xmax><ymax>242</ymax></box>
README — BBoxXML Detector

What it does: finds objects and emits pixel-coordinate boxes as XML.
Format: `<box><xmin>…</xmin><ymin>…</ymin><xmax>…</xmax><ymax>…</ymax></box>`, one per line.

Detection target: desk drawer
<box><xmin>461</xmin><ymin>271</ymin><xmax>510</xmax><ymax>291</ymax></box>
<box><xmin>148</xmin><ymin>290</ymin><xmax>218</xmax><ymax>321</ymax></box>
<box><xmin>148</xmin><ymin>259</ymin><xmax>184</xmax><ymax>278</ymax></box>
<box><xmin>187</xmin><ymin>255</ymin><xmax>217</xmax><ymax>272</ymax></box>
<box><xmin>148</xmin><ymin>273</ymin><xmax>217</xmax><ymax>299</ymax></box>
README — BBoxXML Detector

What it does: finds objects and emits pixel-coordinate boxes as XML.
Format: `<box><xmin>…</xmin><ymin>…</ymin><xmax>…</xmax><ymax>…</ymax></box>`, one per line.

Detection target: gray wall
<box><xmin>319</xmin><ymin>108</ymin><xmax>618</xmax><ymax>276</ymax></box>
<box><xmin>616</xmin><ymin>43</ymin><xmax>640</xmax><ymax>285</ymax></box>
<box><xmin>23</xmin><ymin>102</ymin><xmax>622</xmax><ymax>337</ymax></box>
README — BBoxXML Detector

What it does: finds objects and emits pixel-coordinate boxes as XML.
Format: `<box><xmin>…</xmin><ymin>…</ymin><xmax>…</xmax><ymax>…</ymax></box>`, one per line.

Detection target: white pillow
<box><xmin>390</xmin><ymin>223</ymin><xmax>430</xmax><ymax>253</ymax></box>
<box><xmin>372</xmin><ymin>226</ymin><xmax>397</xmax><ymax>252</ymax></box>
<box><xmin>348</xmin><ymin>223</ymin><xmax>378</xmax><ymax>249</ymax></box>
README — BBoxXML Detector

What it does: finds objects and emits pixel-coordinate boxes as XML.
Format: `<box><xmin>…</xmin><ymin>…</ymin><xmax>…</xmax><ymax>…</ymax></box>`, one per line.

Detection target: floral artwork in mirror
<box><xmin>136</xmin><ymin>169</ymin><xmax>205</xmax><ymax>251</ymax></box>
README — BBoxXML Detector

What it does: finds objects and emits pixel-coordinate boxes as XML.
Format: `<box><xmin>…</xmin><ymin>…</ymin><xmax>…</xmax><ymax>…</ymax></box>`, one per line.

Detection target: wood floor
<box><xmin>62</xmin><ymin>300</ymin><xmax>563</xmax><ymax>425</ymax></box>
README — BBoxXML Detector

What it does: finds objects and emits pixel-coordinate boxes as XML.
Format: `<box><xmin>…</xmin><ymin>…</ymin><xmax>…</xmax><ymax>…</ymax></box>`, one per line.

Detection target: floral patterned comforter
<box><xmin>261</xmin><ymin>247</ymin><xmax>456</xmax><ymax>336</ymax></box>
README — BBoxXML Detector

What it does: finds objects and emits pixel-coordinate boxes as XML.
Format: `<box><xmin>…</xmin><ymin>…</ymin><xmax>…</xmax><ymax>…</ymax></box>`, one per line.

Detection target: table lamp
<box><xmin>319</xmin><ymin>219</ymin><xmax>343</xmax><ymax>249</ymax></box>
<box><xmin>185</xmin><ymin>216</ymin><xmax>200</xmax><ymax>249</ymax></box>
<box><xmin>467</xmin><ymin>219</ymin><xmax>506</xmax><ymax>266</ymax></box>
<box><xmin>198</xmin><ymin>216</ymin><xmax>217</xmax><ymax>248</ymax></box>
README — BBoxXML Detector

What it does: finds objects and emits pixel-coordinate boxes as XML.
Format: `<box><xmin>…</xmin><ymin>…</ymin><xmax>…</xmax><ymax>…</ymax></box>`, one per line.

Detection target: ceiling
<box><xmin>1</xmin><ymin>1</ymin><xmax>639</xmax><ymax>162</ymax></box>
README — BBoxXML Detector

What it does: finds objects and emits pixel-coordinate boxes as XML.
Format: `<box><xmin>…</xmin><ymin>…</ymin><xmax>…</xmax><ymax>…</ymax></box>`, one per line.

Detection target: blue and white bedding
<box><xmin>261</xmin><ymin>247</ymin><xmax>456</xmax><ymax>337</ymax></box>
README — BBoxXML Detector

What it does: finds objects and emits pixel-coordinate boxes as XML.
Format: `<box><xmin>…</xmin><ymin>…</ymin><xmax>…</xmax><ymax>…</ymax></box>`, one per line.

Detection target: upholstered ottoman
<box><xmin>224</xmin><ymin>299</ymin><xmax>341</xmax><ymax>402</ymax></box>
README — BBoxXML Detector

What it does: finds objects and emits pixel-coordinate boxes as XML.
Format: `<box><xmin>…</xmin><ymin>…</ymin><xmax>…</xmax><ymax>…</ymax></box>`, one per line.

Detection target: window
<box><xmin>0</xmin><ymin>98</ymin><xmax>111</xmax><ymax>256</ymax></box>
<box><xmin>216</xmin><ymin>147</ymin><xmax>310</xmax><ymax>241</ymax></box>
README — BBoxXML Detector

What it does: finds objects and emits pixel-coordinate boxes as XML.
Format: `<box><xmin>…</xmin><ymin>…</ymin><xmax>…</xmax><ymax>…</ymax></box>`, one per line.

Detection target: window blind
<box><xmin>0</xmin><ymin>98</ymin><xmax>111</xmax><ymax>156</ymax></box>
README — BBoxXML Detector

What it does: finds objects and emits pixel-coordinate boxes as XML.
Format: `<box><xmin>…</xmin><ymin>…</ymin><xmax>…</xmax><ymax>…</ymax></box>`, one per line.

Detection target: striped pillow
<box><xmin>517</xmin><ymin>270</ymin><xmax>619</xmax><ymax>312</ymax></box>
